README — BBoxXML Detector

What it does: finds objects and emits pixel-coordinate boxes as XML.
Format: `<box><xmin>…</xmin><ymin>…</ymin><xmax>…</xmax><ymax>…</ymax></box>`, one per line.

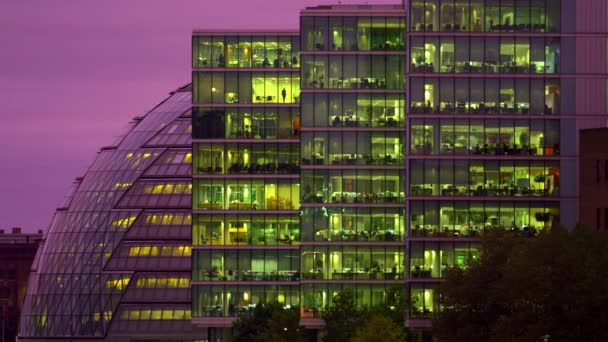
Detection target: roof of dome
<box><xmin>20</xmin><ymin>85</ymin><xmax>193</xmax><ymax>338</ymax></box>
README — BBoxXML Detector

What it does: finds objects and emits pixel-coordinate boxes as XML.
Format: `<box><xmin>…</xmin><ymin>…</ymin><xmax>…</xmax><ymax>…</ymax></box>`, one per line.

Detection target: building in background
<box><xmin>19</xmin><ymin>0</ymin><xmax>608</xmax><ymax>341</ymax></box>
<box><xmin>0</xmin><ymin>228</ymin><xmax>42</xmax><ymax>342</ymax></box>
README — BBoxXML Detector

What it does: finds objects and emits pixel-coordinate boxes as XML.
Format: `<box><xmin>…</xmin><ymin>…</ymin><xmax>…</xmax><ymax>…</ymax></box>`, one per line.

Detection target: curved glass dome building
<box><xmin>19</xmin><ymin>85</ymin><xmax>204</xmax><ymax>341</ymax></box>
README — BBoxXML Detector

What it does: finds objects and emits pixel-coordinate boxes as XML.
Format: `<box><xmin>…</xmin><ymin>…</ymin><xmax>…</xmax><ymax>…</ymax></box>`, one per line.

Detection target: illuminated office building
<box><xmin>297</xmin><ymin>4</ymin><xmax>408</xmax><ymax>329</ymax></box>
<box><xmin>191</xmin><ymin>31</ymin><xmax>302</xmax><ymax>340</ymax></box>
<box><xmin>19</xmin><ymin>1</ymin><xmax>608</xmax><ymax>341</ymax></box>
<box><xmin>405</xmin><ymin>0</ymin><xmax>606</xmax><ymax>333</ymax></box>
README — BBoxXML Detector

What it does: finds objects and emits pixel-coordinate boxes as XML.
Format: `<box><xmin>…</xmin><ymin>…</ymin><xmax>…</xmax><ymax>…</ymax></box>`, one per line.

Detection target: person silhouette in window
<box><xmin>282</xmin><ymin>88</ymin><xmax>287</xmax><ymax>102</ymax></box>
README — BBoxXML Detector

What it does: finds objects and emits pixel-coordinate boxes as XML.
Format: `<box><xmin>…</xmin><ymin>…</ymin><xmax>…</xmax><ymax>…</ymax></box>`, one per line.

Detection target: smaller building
<box><xmin>0</xmin><ymin>228</ymin><xmax>43</xmax><ymax>342</ymax></box>
<box><xmin>579</xmin><ymin>128</ymin><xmax>608</xmax><ymax>231</ymax></box>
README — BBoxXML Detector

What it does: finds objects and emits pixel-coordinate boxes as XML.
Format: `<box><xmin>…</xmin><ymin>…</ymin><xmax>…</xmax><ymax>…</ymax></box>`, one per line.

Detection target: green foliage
<box><xmin>322</xmin><ymin>289</ymin><xmax>368</xmax><ymax>342</ymax></box>
<box><xmin>370</xmin><ymin>285</ymin><xmax>406</xmax><ymax>326</ymax></box>
<box><xmin>323</xmin><ymin>287</ymin><xmax>408</xmax><ymax>342</ymax></box>
<box><xmin>352</xmin><ymin>314</ymin><xmax>405</xmax><ymax>342</ymax></box>
<box><xmin>433</xmin><ymin>226</ymin><xmax>608</xmax><ymax>342</ymax></box>
<box><xmin>233</xmin><ymin>302</ymin><xmax>308</xmax><ymax>342</ymax></box>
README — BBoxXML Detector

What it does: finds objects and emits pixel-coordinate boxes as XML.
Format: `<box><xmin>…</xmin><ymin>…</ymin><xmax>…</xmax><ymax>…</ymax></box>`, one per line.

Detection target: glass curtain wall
<box><xmin>192</xmin><ymin>33</ymin><xmax>301</xmax><ymax>324</ymax></box>
<box><xmin>300</xmin><ymin>10</ymin><xmax>406</xmax><ymax>319</ymax></box>
<box><xmin>407</xmin><ymin>0</ymin><xmax>564</xmax><ymax>324</ymax></box>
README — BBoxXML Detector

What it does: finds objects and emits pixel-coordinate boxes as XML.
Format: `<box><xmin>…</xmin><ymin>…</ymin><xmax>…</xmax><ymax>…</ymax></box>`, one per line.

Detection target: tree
<box><xmin>370</xmin><ymin>284</ymin><xmax>406</xmax><ymax>326</ymax></box>
<box><xmin>433</xmin><ymin>226</ymin><xmax>608</xmax><ymax>342</ymax></box>
<box><xmin>351</xmin><ymin>314</ymin><xmax>405</xmax><ymax>342</ymax></box>
<box><xmin>232</xmin><ymin>302</ymin><xmax>308</xmax><ymax>342</ymax></box>
<box><xmin>322</xmin><ymin>289</ymin><xmax>368</xmax><ymax>342</ymax></box>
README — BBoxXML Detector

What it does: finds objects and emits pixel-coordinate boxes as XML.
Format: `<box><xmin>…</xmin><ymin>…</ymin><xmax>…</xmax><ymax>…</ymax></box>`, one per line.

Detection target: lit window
<box><xmin>161</xmin><ymin>310</ymin><xmax>173</xmax><ymax>320</ymax></box>
<box><xmin>157</xmin><ymin>278</ymin><xmax>168</xmax><ymax>288</ymax></box>
<box><xmin>174</xmin><ymin>183</ymin><xmax>186</xmax><ymax>193</ymax></box>
<box><xmin>128</xmin><ymin>247</ymin><xmax>141</xmax><ymax>256</ymax></box>
<box><xmin>173</xmin><ymin>310</ymin><xmax>185</xmax><ymax>320</ymax></box>
<box><xmin>150</xmin><ymin>310</ymin><xmax>162</xmax><ymax>320</ymax></box>
<box><xmin>140</xmin><ymin>309</ymin><xmax>151</xmax><ymax>320</ymax></box>
<box><xmin>179</xmin><ymin>278</ymin><xmax>190</xmax><ymax>288</ymax></box>
<box><xmin>161</xmin><ymin>214</ymin><xmax>173</xmax><ymax>225</ymax></box>
<box><xmin>146</xmin><ymin>278</ymin><xmax>157</xmax><ymax>288</ymax></box>
<box><xmin>163</xmin><ymin>184</ymin><xmax>175</xmax><ymax>194</ymax></box>
<box><xmin>167</xmin><ymin>278</ymin><xmax>178</xmax><ymax>288</ymax></box>
<box><xmin>128</xmin><ymin>310</ymin><xmax>140</xmax><ymax>320</ymax></box>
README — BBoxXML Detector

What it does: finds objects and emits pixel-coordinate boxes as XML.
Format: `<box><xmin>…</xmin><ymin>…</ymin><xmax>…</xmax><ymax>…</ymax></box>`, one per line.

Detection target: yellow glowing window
<box><xmin>146</xmin><ymin>278</ymin><xmax>157</xmax><ymax>288</ymax></box>
<box><xmin>128</xmin><ymin>311</ymin><xmax>140</xmax><ymax>320</ymax></box>
<box><xmin>172</xmin><ymin>215</ymin><xmax>183</xmax><ymax>225</ymax></box>
<box><xmin>167</xmin><ymin>278</ymin><xmax>178</xmax><ymax>288</ymax></box>
<box><xmin>145</xmin><ymin>215</ymin><xmax>159</xmax><ymax>225</ymax></box>
<box><xmin>143</xmin><ymin>153</ymin><xmax>152</xmax><ymax>159</ymax></box>
<box><xmin>184</xmin><ymin>153</ymin><xmax>192</xmax><ymax>163</ymax></box>
<box><xmin>150</xmin><ymin>310</ymin><xmax>162</xmax><ymax>320</ymax></box>
<box><xmin>143</xmin><ymin>186</ymin><xmax>154</xmax><ymax>194</ymax></box>
<box><xmin>184</xmin><ymin>215</ymin><xmax>192</xmax><ymax>225</ymax></box>
<box><xmin>140</xmin><ymin>246</ymin><xmax>151</xmax><ymax>256</ymax></box>
<box><xmin>112</xmin><ymin>216</ymin><xmax>137</xmax><ymax>229</ymax></box>
<box><xmin>128</xmin><ymin>247</ymin><xmax>141</xmax><ymax>256</ymax></box>
<box><xmin>150</xmin><ymin>246</ymin><xmax>159</xmax><ymax>256</ymax></box>
<box><xmin>185</xmin><ymin>310</ymin><xmax>192</xmax><ymax>320</ymax></box>
<box><xmin>179</xmin><ymin>278</ymin><xmax>190</xmax><ymax>288</ymax></box>
<box><xmin>173</xmin><ymin>310</ymin><xmax>185</xmax><ymax>320</ymax></box>
<box><xmin>161</xmin><ymin>311</ymin><xmax>173</xmax><ymax>320</ymax></box>
<box><xmin>152</xmin><ymin>185</ymin><xmax>164</xmax><ymax>194</ymax></box>
<box><xmin>140</xmin><ymin>310</ymin><xmax>151</xmax><ymax>320</ymax></box>
<box><xmin>126</xmin><ymin>153</ymin><xmax>134</xmax><ymax>159</ymax></box>
<box><xmin>163</xmin><ymin>184</ymin><xmax>175</xmax><ymax>194</ymax></box>
<box><xmin>174</xmin><ymin>183</ymin><xmax>185</xmax><ymax>193</ymax></box>
<box><xmin>105</xmin><ymin>277</ymin><xmax>131</xmax><ymax>291</ymax></box>
<box><xmin>104</xmin><ymin>311</ymin><xmax>112</xmax><ymax>321</ymax></box>
<box><xmin>156</xmin><ymin>278</ymin><xmax>167</xmax><ymax>288</ymax></box>
<box><xmin>162</xmin><ymin>215</ymin><xmax>173</xmax><ymax>225</ymax></box>
<box><xmin>136</xmin><ymin>278</ymin><xmax>146</xmax><ymax>288</ymax></box>
<box><xmin>92</xmin><ymin>312</ymin><xmax>101</xmax><ymax>321</ymax></box>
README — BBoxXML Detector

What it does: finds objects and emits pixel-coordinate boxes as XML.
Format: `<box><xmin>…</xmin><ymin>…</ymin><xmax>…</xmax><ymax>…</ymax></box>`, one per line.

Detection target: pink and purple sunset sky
<box><xmin>0</xmin><ymin>0</ymin><xmax>399</xmax><ymax>232</ymax></box>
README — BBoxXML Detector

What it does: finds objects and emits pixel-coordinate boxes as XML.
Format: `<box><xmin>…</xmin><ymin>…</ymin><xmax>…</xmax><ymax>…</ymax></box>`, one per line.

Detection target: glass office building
<box><xmin>298</xmin><ymin>5</ymin><xmax>408</xmax><ymax>327</ymax></box>
<box><xmin>405</xmin><ymin>0</ymin><xmax>603</xmax><ymax>331</ymax></box>
<box><xmin>191</xmin><ymin>31</ymin><xmax>302</xmax><ymax>340</ymax></box>
<box><xmin>19</xmin><ymin>1</ymin><xmax>608</xmax><ymax>341</ymax></box>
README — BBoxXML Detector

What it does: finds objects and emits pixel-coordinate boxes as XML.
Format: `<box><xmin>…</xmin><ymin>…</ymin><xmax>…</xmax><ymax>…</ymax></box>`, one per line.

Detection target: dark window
<box><xmin>597</xmin><ymin>208</ymin><xmax>601</xmax><ymax>231</ymax></box>
<box><xmin>597</xmin><ymin>160</ymin><xmax>601</xmax><ymax>183</ymax></box>
<box><xmin>605</xmin><ymin>208</ymin><xmax>608</xmax><ymax>231</ymax></box>
<box><xmin>605</xmin><ymin>160</ymin><xmax>608</xmax><ymax>181</ymax></box>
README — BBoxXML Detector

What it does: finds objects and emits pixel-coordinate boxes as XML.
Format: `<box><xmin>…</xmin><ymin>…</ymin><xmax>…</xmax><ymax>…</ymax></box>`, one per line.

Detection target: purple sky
<box><xmin>0</xmin><ymin>0</ymin><xmax>400</xmax><ymax>232</ymax></box>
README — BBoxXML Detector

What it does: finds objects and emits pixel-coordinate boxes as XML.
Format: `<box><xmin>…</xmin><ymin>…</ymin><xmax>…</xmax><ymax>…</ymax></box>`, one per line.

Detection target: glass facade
<box><xmin>299</xmin><ymin>6</ymin><xmax>408</xmax><ymax>323</ymax></box>
<box><xmin>193</xmin><ymin>35</ymin><xmax>300</xmax><ymax>68</ymax></box>
<box><xmin>409</xmin><ymin>0</ymin><xmax>561</xmax><ymax>33</ymax></box>
<box><xmin>20</xmin><ymin>86</ymin><xmax>194</xmax><ymax>339</ymax></box>
<box><xmin>191</xmin><ymin>32</ymin><xmax>301</xmax><ymax>337</ymax></box>
<box><xmin>406</xmin><ymin>0</ymin><xmax>569</xmax><ymax>325</ymax></box>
